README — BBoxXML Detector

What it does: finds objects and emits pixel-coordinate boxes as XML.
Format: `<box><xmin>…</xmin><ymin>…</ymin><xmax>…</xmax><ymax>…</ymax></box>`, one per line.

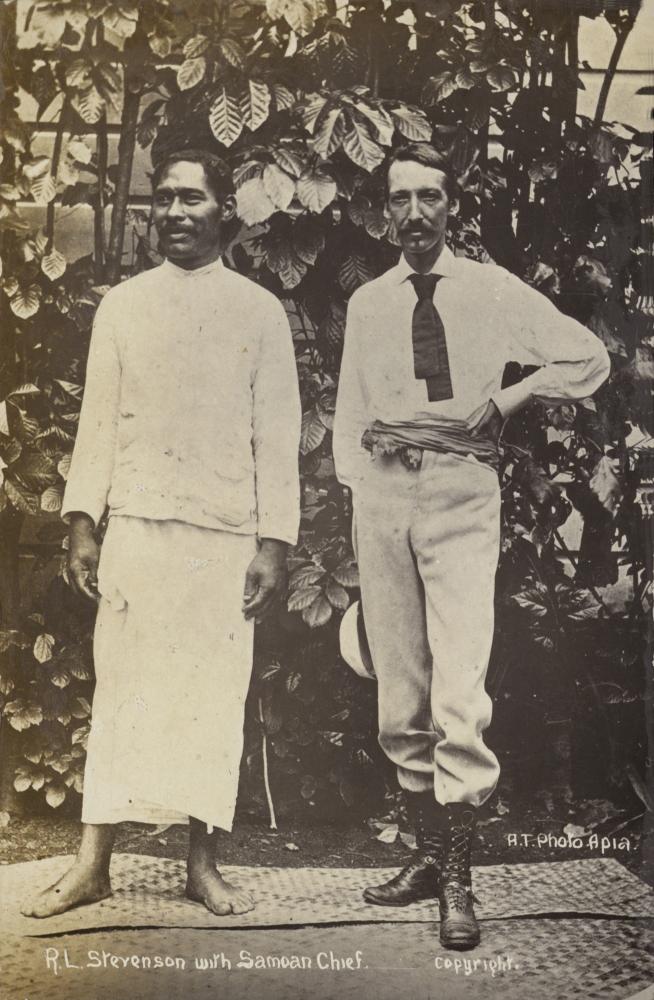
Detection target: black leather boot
<box><xmin>363</xmin><ymin>793</ymin><xmax>446</xmax><ymax>906</ymax></box>
<box><xmin>438</xmin><ymin>803</ymin><xmax>480</xmax><ymax>950</ymax></box>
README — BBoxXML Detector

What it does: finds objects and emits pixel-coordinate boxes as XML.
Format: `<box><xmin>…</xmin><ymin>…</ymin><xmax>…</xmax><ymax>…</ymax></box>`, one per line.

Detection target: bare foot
<box><xmin>186</xmin><ymin>867</ymin><xmax>254</xmax><ymax>915</ymax></box>
<box><xmin>21</xmin><ymin>864</ymin><xmax>112</xmax><ymax>919</ymax></box>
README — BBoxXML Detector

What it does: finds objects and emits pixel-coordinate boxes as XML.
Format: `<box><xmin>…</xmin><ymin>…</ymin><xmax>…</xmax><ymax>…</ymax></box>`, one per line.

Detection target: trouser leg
<box><xmin>353</xmin><ymin>457</ymin><xmax>436</xmax><ymax>794</ymax></box>
<box><xmin>413</xmin><ymin>452</ymin><xmax>501</xmax><ymax>808</ymax></box>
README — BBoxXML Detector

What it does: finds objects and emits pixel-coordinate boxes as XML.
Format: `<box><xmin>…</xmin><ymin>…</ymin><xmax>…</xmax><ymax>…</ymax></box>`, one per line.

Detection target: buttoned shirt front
<box><xmin>62</xmin><ymin>257</ymin><xmax>302</xmax><ymax>544</ymax></box>
<box><xmin>333</xmin><ymin>246</ymin><xmax>611</xmax><ymax>489</ymax></box>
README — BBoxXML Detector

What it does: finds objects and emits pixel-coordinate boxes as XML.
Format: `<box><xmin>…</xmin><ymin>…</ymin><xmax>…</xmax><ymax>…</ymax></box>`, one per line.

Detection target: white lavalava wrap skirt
<box><xmin>81</xmin><ymin>516</ymin><xmax>256</xmax><ymax>831</ymax></box>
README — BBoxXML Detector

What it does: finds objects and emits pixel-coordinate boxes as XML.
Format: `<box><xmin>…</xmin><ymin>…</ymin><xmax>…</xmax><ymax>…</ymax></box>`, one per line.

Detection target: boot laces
<box><xmin>442</xmin><ymin>880</ymin><xmax>472</xmax><ymax>910</ymax></box>
<box><xmin>444</xmin><ymin>824</ymin><xmax>470</xmax><ymax>882</ymax></box>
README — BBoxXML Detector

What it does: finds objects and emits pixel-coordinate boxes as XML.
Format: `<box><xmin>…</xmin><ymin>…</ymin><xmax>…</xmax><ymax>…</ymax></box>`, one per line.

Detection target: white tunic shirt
<box><xmin>333</xmin><ymin>246</ymin><xmax>611</xmax><ymax>489</ymax></box>
<box><xmin>62</xmin><ymin>257</ymin><xmax>301</xmax><ymax>544</ymax></box>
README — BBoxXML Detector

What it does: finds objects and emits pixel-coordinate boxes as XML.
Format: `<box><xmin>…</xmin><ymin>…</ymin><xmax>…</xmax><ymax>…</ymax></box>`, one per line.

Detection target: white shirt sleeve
<box><xmin>333</xmin><ymin>294</ymin><xmax>371</xmax><ymax>490</ymax></box>
<box><xmin>61</xmin><ymin>293</ymin><xmax>121</xmax><ymax>528</ymax></box>
<box><xmin>491</xmin><ymin>273</ymin><xmax>611</xmax><ymax>418</ymax></box>
<box><xmin>251</xmin><ymin>300</ymin><xmax>301</xmax><ymax>546</ymax></box>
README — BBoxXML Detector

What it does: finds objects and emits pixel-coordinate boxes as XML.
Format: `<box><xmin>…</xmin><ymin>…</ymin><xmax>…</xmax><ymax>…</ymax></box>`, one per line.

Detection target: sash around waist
<box><xmin>361</xmin><ymin>414</ymin><xmax>500</xmax><ymax>471</ymax></box>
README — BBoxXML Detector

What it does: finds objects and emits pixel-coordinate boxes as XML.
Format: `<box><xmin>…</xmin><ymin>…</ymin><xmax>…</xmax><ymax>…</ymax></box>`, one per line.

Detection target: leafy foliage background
<box><xmin>0</xmin><ymin>0</ymin><xmax>651</xmax><ymax>824</ymax></box>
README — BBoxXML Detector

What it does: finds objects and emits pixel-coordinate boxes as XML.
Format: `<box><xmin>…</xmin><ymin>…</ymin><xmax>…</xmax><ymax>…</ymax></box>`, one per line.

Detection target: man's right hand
<box><xmin>68</xmin><ymin>513</ymin><xmax>100</xmax><ymax>602</ymax></box>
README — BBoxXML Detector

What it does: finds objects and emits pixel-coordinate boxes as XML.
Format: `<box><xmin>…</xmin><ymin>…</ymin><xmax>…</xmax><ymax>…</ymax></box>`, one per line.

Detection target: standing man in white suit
<box><xmin>23</xmin><ymin>149</ymin><xmax>301</xmax><ymax>919</ymax></box>
<box><xmin>333</xmin><ymin>142</ymin><xmax>610</xmax><ymax>949</ymax></box>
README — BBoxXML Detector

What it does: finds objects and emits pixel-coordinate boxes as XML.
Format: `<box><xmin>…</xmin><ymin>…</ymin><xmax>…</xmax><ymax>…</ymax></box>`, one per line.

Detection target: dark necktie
<box><xmin>408</xmin><ymin>272</ymin><xmax>453</xmax><ymax>402</ymax></box>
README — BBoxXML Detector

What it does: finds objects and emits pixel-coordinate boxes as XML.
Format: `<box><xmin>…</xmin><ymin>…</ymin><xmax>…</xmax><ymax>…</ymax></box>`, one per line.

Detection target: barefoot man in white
<box><xmin>23</xmin><ymin>149</ymin><xmax>301</xmax><ymax>918</ymax></box>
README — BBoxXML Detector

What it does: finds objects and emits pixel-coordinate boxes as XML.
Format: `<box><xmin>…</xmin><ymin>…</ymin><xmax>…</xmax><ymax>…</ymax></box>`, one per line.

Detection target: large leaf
<box><xmin>72</xmin><ymin>87</ymin><xmax>105</xmax><ymax>125</ymax></box>
<box><xmin>289</xmin><ymin>565</ymin><xmax>325</xmax><ymax>587</ymax></box>
<box><xmin>149</xmin><ymin>31</ymin><xmax>172</xmax><ymax>58</ymax></box>
<box><xmin>288</xmin><ymin>584</ymin><xmax>323</xmax><ymax>611</ymax></box>
<box><xmin>589</xmin><ymin>456</ymin><xmax>622</xmax><ymax>514</ymax></box>
<box><xmin>45</xmin><ymin>784</ymin><xmax>67</xmax><ymax>809</ymax></box>
<box><xmin>41</xmin><ymin>248</ymin><xmax>67</xmax><ymax>281</ymax></box>
<box><xmin>273</xmin><ymin>85</ymin><xmax>296</xmax><ymax>111</ymax></box>
<box><xmin>298</xmin><ymin>92</ymin><xmax>329</xmax><ymax>134</ymax></box>
<box><xmin>338</xmin><ymin>255</ymin><xmax>374</xmax><ymax>293</ymax></box>
<box><xmin>219</xmin><ymin>38</ymin><xmax>245</xmax><ymax>68</ymax></box>
<box><xmin>486</xmin><ymin>66</ymin><xmax>518</xmax><ymax>91</ymax></box>
<box><xmin>350</xmin><ymin>99</ymin><xmax>394</xmax><ymax>146</ymax></box>
<box><xmin>71</xmin><ymin>696</ymin><xmax>91</xmax><ymax>719</ymax></box>
<box><xmin>320</xmin><ymin>301</ymin><xmax>346</xmax><ymax>347</ymax></box>
<box><xmin>331</xmin><ymin>558</ymin><xmax>359</xmax><ymax>588</ymax></box>
<box><xmin>240</xmin><ymin>80</ymin><xmax>272</xmax><ymax>132</ymax></box>
<box><xmin>177</xmin><ymin>57</ymin><xmax>206</xmax><ymax>91</ymax></box>
<box><xmin>22</xmin><ymin>156</ymin><xmax>50</xmax><ymax>181</ymax></box>
<box><xmin>262</xmin><ymin>164</ymin><xmax>296</xmax><ymax>210</ymax></box>
<box><xmin>30</xmin><ymin>173</ymin><xmax>56</xmax><ymax>206</ymax></box>
<box><xmin>49</xmin><ymin>665</ymin><xmax>71</xmax><ymax>689</ymax></box>
<box><xmin>67</xmin><ymin>138</ymin><xmax>93</xmax><ymax>165</ymax></box>
<box><xmin>66</xmin><ymin>59</ymin><xmax>92</xmax><ymax>89</ymax></box>
<box><xmin>5</xmin><ymin>699</ymin><xmax>43</xmax><ymax>731</ymax></box>
<box><xmin>310</xmin><ymin>107</ymin><xmax>345</xmax><ymax>159</ymax></box>
<box><xmin>293</xmin><ymin>219</ymin><xmax>325</xmax><ymax>265</ymax></box>
<box><xmin>391</xmin><ymin>106</ymin><xmax>433</xmax><ymax>141</ymax></box>
<box><xmin>363</xmin><ymin>204</ymin><xmax>388</xmax><ymax>239</ymax></box>
<box><xmin>41</xmin><ymin>484</ymin><xmax>63</xmax><ymax>513</ymax></box>
<box><xmin>279</xmin><ymin>254</ymin><xmax>307</xmax><ymax>289</ymax></box>
<box><xmin>14</xmin><ymin>771</ymin><xmax>32</xmax><ymax>794</ymax></box>
<box><xmin>342</xmin><ymin>118</ymin><xmax>385</xmax><ymax>172</ymax></box>
<box><xmin>5</xmin><ymin>478</ymin><xmax>38</xmax><ymax>514</ymax></box>
<box><xmin>10</xmin><ymin>286</ymin><xmax>41</xmax><ymax>320</ymax></box>
<box><xmin>103</xmin><ymin>3</ymin><xmax>138</xmax><ymax>39</ymax></box>
<box><xmin>303</xmin><ymin>593</ymin><xmax>333</xmax><ymax>628</ymax></box>
<box><xmin>183</xmin><ymin>33</ymin><xmax>210</xmax><ymax>58</ymax></box>
<box><xmin>236</xmin><ymin>177</ymin><xmax>276</xmax><ymax>225</ymax></box>
<box><xmin>300</xmin><ymin>409</ymin><xmax>327</xmax><ymax>454</ymax></box>
<box><xmin>281</xmin><ymin>0</ymin><xmax>326</xmax><ymax>35</ymax></box>
<box><xmin>424</xmin><ymin>72</ymin><xmax>458</xmax><ymax>104</ymax></box>
<box><xmin>272</xmin><ymin>147</ymin><xmax>305</xmax><ymax>178</ymax></box>
<box><xmin>296</xmin><ymin>168</ymin><xmax>337</xmax><ymax>213</ymax></box>
<box><xmin>34</xmin><ymin>633</ymin><xmax>55</xmax><ymax>664</ymax></box>
<box><xmin>326</xmin><ymin>579</ymin><xmax>349</xmax><ymax>610</ymax></box>
<box><xmin>209</xmin><ymin>88</ymin><xmax>244</xmax><ymax>146</ymax></box>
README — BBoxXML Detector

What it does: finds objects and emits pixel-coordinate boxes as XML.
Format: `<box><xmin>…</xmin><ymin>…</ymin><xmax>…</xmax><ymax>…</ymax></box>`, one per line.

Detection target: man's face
<box><xmin>152</xmin><ymin>161</ymin><xmax>234</xmax><ymax>268</ymax></box>
<box><xmin>386</xmin><ymin>160</ymin><xmax>452</xmax><ymax>260</ymax></box>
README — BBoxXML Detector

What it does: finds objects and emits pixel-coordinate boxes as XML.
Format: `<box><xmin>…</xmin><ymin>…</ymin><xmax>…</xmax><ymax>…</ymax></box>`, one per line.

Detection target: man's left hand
<box><xmin>242</xmin><ymin>539</ymin><xmax>288</xmax><ymax>622</ymax></box>
<box><xmin>468</xmin><ymin>399</ymin><xmax>504</xmax><ymax>444</ymax></box>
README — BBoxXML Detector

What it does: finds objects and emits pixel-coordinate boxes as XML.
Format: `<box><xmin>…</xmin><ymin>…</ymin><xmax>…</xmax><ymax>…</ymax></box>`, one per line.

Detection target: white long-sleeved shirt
<box><xmin>62</xmin><ymin>257</ymin><xmax>302</xmax><ymax>545</ymax></box>
<box><xmin>333</xmin><ymin>246</ymin><xmax>611</xmax><ymax>489</ymax></box>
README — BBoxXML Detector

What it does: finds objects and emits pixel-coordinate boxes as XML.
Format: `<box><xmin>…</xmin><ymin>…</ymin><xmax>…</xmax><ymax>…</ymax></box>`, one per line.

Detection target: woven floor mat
<box><xmin>2</xmin><ymin>854</ymin><xmax>653</xmax><ymax>936</ymax></box>
<box><xmin>1</xmin><ymin>919</ymin><xmax>652</xmax><ymax>1000</ymax></box>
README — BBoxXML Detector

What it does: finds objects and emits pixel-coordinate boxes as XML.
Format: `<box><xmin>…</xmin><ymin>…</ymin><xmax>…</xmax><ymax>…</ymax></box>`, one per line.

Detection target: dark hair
<box><xmin>385</xmin><ymin>143</ymin><xmax>459</xmax><ymax>202</ymax></box>
<box><xmin>151</xmin><ymin>148</ymin><xmax>235</xmax><ymax>203</ymax></box>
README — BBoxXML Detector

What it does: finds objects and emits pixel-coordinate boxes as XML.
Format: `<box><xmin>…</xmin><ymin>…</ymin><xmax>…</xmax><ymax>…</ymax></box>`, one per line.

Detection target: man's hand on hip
<box><xmin>68</xmin><ymin>513</ymin><xmax>100</xmax><ymax>602</ymax></box>
<box><xmin>467</xmin><ymin>399</ymin><xmax>504</xmax><ymax>444</ymax></box>
<box><xmin>242</xmin><ymin>539</ymin><xmax>288</xmax><ymax>622</ymax></box>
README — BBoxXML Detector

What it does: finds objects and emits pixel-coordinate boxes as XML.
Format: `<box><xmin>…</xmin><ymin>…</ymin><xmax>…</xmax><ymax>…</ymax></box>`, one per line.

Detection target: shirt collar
<box><xmin>162</xmin><ymin>256</ymin><xmax>226</xmax><ymax>279</ymax></box>
<box><xmin>392</xmin><ymin>245</ymin><xmax>458</xmax><ymax>285</ymax></box>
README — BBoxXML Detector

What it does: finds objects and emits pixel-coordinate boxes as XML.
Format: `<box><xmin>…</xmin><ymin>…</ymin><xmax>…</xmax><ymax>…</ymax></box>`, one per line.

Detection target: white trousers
<box><xmin>81</xmin><ymin>516</ymin><xmax>256</xmax><ymax>831</ymax></box>
<box><xmin>353</xmin><ymin>450</ymin><xmax>501</xmax><ymax>807</ymax></box>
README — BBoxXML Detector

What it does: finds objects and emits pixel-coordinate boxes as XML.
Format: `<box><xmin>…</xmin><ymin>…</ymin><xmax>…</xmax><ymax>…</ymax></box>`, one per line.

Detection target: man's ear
<box><xmin>221</xmin><ymin>194</ymin><xmax>237</xmax><ymax>222</ymax></box>
<box><xmin>383</xmin><ymin>200</ymin><xmax>390</xmax><ymax>220</ymax></box>
<box><xmin>448</xmin><ymin>196</ymin><xmax>459</xmax><ymax>218</ymax></box>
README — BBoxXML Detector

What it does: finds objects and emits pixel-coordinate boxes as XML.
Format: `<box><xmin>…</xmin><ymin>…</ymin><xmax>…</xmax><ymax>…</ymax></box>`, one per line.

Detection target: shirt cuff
<box><xmin>60</xmin><ymin>490</ymin><xmax>105</xmax><ymax>530</ymax></box>
<box><xmin>257</xmin><ymin>516</ymin><xmax>299</xmax><ymax>548</ymax></box>
<box><xmin>491</xmin><ymin>381</ymin><xmax>533</xmax><ymax>419</ymax></box>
